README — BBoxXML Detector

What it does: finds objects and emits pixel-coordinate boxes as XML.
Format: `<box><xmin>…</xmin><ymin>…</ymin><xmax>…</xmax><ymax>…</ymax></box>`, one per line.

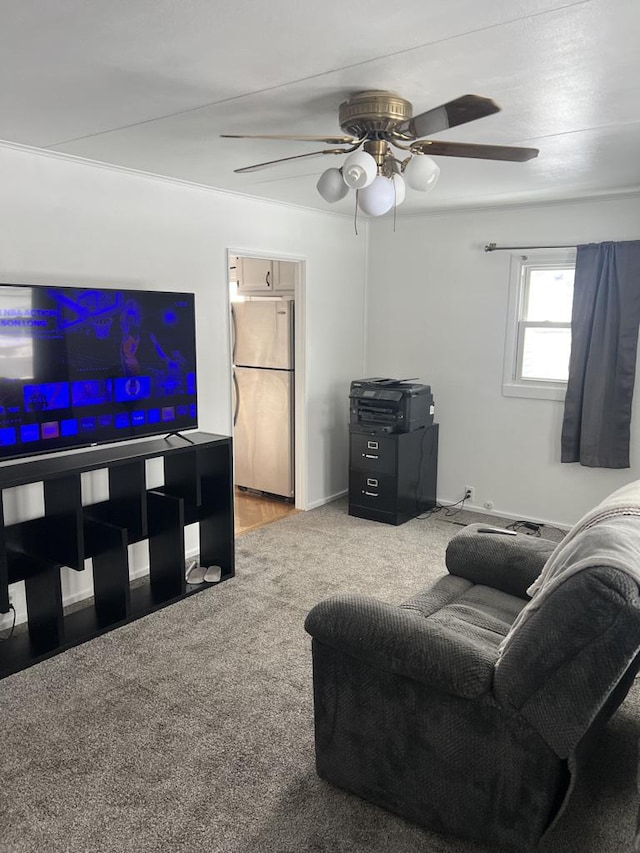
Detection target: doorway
<box><xmin>227</xmin><ymin>251</ymin><xmax>305</xmax><ymax>535</ymax></box>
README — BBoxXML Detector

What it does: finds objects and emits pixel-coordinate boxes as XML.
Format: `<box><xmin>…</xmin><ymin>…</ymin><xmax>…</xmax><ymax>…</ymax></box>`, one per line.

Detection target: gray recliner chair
<box><xmin>304</xmin><ymin>518</ymin><xmax>640</xmax><ymax>851</ymax></box>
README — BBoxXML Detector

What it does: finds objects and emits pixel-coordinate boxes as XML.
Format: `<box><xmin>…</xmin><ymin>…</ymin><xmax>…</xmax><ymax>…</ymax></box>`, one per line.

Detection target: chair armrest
<box><xmin>445</xmin><ymin>523</ymin><xmax>558</xmax><ymax>599</ymax></box>
<box><xmin>494</xmin><ymin>566</ymin><xmax>640</xmax><ymax>757</ymax></box>
<box><xmin>304</xmin><ymin>593</ymin><xmax>495</xmax><ymax>699</ymax></box>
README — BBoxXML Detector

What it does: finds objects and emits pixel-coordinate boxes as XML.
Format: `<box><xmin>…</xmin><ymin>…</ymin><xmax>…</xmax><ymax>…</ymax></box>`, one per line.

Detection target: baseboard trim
<box><xmin>306</xmin><ymin>490</ymin><xmax>348</xmax><ymax>511</ymax></box>
<box><xmin>441</xmin><ymin>499</ymin><xmax>570</xmax><ymax>532</ymax></box>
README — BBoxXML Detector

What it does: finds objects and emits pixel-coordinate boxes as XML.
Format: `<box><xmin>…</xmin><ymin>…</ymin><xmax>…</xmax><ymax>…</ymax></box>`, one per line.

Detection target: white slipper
<box><xmin>186</xmin><ymin>563</ymin><xmax>207</xmax><ymax>584</ymax></box>
<box><xmin>204</xmin><ymin>565</ymin><xmax>222</xmax><ymax>583</ymax></box>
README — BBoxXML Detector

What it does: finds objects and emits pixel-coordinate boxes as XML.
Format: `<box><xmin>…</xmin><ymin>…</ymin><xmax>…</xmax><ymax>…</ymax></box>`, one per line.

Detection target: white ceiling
<box><xmin>2</xmin><ymin>0</ymin><xmax>639</xmax><ymax>216</ymax></box>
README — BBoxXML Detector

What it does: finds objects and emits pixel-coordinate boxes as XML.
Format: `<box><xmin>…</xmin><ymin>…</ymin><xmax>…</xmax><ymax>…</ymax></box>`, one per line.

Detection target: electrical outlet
<box><xmin>464</xmin><ymin>485</ymin><xmax>475</xmax><ymax>502</ymax></box>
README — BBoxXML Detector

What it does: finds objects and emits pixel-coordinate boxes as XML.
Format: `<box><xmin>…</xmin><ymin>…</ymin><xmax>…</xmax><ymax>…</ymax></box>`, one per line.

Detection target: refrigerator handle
<box><xmin>232</xmin><ymin>369</ymin><xmax>240</xmax><ymax>426</ymax></box>
<box><xmin>230</xmin><ymin>304</ymin><xmax>237</xmax><ymax>364</ymax></box>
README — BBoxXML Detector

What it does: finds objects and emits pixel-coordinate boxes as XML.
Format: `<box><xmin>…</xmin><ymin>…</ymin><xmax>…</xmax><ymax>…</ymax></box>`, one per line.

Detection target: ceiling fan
<box><xmin>222</xmin><ymin>91</ymin><xmax>539</xmax><ymax>216</ymax></box>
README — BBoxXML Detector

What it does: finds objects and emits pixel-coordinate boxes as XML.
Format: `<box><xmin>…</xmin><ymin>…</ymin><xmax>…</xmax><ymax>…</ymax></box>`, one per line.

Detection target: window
<box><xmin>503</xmin><ymin>250</ymin><xmax>576</xmax><ymax>400</ymax></box>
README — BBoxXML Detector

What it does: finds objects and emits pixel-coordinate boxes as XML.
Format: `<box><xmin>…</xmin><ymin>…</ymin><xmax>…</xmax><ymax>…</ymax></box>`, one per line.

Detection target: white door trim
<box><xmin>226</xmin><ymin>248</ymin><xmax>307</xmax><ymax>511</ymax></box>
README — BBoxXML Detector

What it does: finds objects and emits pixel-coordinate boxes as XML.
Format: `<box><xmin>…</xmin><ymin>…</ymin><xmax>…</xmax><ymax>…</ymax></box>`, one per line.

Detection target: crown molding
<box><xmin>390</xmin><ymin>187</ymin><xmax>640</xmax><ymax>221</ymax></box>
<box><xmin>0</xmin><ymin>138</ymin><xmax>358</xmax><ymax>223</ymax></box>
<box><xmin>3</xmin><ymin>137</ymin><xmax>637</xmax><ymax>225</ymax></box>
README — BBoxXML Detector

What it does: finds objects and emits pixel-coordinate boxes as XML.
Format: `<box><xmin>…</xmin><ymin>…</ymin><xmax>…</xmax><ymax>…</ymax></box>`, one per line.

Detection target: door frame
<box><xmin>226</xmin><ymin>248</ymin><xmax>307</xmax><ymax>511</ymax></box>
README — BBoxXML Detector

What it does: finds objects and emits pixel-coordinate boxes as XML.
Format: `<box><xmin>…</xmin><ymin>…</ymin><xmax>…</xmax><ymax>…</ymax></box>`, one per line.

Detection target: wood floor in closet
<box><xmin>234</xmin><ymin>487</ymin><xmax>299</xmax><ymax>536</ymax></box>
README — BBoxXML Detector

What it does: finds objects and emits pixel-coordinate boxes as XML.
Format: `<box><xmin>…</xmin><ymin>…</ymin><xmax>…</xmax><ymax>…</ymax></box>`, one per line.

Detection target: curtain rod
<box><xmin>484</xmin><ymin>242</ymin><xmax>576</xmax><ymax>252</ymax></box>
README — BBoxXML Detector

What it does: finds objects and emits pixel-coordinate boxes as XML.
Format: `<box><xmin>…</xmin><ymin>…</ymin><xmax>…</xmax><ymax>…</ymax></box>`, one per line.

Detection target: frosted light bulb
<box><xmin>341</xmin><ymin>151</ymin><xmax>377</xmax><ymax>189</ymax></box>
<box><xmin>357</xmin><ymin>176</ymin><xmax>395</xmax><ymax>216</ymax></box>
<box><xmin>316</xmin><ymin>168</ymin><xmax>349</xmax><ymax>202</ymax></box>
<box><xmin>404</xmin><ymin>155</ymin><xmax>440</xmax><ymax>192</ymax></box>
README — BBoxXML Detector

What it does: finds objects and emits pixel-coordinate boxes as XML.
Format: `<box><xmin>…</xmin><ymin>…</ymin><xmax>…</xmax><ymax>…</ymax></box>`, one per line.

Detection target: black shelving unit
<box><xmin>0</xmin><ymin>432</ymin><xmax>234</xmax><ymax>679</ymax></box>
<box><xmin>348</xmin><ymin>425</ymin><xmax>439</xmax><ymax>525</ymax></box>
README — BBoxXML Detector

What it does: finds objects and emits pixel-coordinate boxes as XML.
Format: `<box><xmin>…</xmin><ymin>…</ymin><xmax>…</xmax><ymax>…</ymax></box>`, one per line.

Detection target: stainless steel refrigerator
<box><xmin>232</xmin><ymin>300</ymin><xmax>294</xmax><ymax>498</ymax></box>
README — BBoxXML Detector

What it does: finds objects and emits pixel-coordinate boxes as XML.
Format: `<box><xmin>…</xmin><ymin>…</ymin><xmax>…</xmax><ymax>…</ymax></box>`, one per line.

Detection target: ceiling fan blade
<box><xmin>410</xmin><ymin>139</ymin><xmax>539</xmax><ymax>162</ymax></box>
<box><xmin>234</xmin><ymin>148</ymin><xmax>346</xmax><ymax>174</ymax></box>
<box><xmin>396</xmin><ymin>94</ymin><xmax>501</xmax><ymax>140</ymax></box>
<box><xmin>222</xmin><ymin>133</ymin><xmax>359</xmax><ymax>145</ymax></box>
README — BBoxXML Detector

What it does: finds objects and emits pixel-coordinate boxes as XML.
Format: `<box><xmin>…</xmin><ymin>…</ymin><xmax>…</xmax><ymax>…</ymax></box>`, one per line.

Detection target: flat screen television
<box><xmin>0</xmin><ymin>283</ymin><xmax>198</xmax><ymax>462</ymax></box>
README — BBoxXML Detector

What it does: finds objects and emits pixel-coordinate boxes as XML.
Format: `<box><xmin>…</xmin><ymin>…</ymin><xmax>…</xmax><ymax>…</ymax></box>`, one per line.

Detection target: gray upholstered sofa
<box><xmin>305</xmin><ymin>514</ymin><xmax>640</xmax><ymax>851</ymax></box>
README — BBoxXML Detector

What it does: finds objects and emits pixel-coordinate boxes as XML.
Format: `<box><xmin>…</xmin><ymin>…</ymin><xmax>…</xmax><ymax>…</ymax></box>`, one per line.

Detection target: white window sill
<box><xmin>502</xmin><ymin>382</ymin><xmax>566</xmax><ymax>401</ymax></box>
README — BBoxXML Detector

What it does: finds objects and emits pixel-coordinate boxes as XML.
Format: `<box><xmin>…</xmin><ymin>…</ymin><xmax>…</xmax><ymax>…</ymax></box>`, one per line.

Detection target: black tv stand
<box><xmin>0</xmin><ymin>431</ymin><xmax>234</xmax><ymax>679</ymax></box>
<box><xmin>164</xmin><ymin>431</ymin><xmax>196</xmax><ymax>444</ymax></box>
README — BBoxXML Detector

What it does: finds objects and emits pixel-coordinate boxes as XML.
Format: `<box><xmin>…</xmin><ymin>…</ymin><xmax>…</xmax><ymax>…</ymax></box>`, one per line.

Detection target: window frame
<box><xmin>502</xmin><ymin>249</ymin><xmax>576</xmax><ymax>401</ymax></box>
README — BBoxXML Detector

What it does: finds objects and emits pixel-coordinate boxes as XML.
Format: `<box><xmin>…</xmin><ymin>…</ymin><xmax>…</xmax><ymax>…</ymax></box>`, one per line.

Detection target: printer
<box><xmin>349</xmin><ymin>378</ymin><xmax>434</xmax><ymax>434</ymax></box>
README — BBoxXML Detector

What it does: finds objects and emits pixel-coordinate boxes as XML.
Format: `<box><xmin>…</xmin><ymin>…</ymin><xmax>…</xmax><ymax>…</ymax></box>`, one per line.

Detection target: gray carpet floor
<box><xmin>1</xmin><ymin>499</ymin><xmax>638</xmax><ymax>852</ymax></box>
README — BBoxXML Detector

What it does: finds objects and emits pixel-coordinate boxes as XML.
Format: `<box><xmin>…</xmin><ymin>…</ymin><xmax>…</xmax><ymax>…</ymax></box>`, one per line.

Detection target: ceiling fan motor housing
<box><xmin>339</xmin><ymin>90</ymin><xmax>413</xmax><ymax>137</ymax></box>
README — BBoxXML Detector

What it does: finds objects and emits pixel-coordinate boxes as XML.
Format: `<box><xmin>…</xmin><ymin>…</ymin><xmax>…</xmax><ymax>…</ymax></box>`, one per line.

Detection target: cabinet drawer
<box><xmin>349</xmin><ymin>471</ymin><xmax>397</xmax><ymax>512</ymax></box>
<box><xmin>350</xmin><ymin>434</ymin><xmax>397</xmax><ymax>474</ymax></box>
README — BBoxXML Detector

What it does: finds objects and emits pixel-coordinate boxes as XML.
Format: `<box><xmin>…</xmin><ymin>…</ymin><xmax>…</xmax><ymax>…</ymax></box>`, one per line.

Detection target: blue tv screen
<box><xmin>0</xmin><ymin>284</ymin><xmax>198</xmax><ymax>461</ymax></box>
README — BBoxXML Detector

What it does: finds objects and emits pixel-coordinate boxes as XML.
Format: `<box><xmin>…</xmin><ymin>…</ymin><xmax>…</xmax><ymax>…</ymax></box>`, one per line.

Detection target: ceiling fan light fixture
<box><xmin>316</xmin><ymin>167</ymin><xmax>350</xmax><ymax>203</ymax></box>
<box><xmin>342</xmin><ymin>150</ymin><xmax>377</xmax><ymax>189</ymax></box>
<box><xmin>357</xmin><ymin>175</ymin><xmax>396</xmax><ymax>217</ymax></box>
<box><xmin>224</xmin><ymin>91</ymin><xmax>538</xmax><ymax>224</ymax></box>
<box><xmin>403</xmin><ymin>154</ymin><xmax>440</xmax><ymax>192</ymax></box>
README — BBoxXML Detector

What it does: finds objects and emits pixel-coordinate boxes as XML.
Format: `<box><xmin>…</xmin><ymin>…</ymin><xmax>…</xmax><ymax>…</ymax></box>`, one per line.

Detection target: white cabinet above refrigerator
<box><xmin>235</xmin><ymin>258</ymin><xmax>296</xmax><ymax>294</ymax></box>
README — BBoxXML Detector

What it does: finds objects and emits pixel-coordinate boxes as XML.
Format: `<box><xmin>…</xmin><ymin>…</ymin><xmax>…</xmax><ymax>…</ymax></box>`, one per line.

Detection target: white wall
<box><xmin>0</xmin><ymin>143</ymin><xmax>367</xmax><ymax>620</ymax></box>
<box><xmin>6</xmin><ymin>140</ymin><xmax>638</xmax><ymax>625</ymax></box>
<box><xmin>366</xmin><ymin>194</ymin><xmax>640</xmax><ymax>527</ymax></box>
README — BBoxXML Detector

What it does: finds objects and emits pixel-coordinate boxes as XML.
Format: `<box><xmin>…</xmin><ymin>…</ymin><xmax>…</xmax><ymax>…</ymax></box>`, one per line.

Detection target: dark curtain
<box><xmin>561</xmin><ymin>240</ymin><xmax>640</xmax><ymax>468</ymax></box>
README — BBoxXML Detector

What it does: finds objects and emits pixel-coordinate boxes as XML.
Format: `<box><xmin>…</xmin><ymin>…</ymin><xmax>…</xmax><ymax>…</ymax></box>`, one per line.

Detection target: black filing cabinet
<box><xmin>348</xmin><ymin>425</ymin><xmax>439</xmax><ymax>525</ymax></box>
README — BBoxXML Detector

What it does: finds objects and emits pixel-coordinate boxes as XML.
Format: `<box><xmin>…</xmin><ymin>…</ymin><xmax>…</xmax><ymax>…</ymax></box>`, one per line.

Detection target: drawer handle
<box><xmin>362</xmin><ymin>490</ymin><xmax>378</xmax><ymax>497</ymax></box>
<box><xmin>362</xmin><ymin>453</ymin><xmax>379</xmax><ymax>459</ymax></box>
